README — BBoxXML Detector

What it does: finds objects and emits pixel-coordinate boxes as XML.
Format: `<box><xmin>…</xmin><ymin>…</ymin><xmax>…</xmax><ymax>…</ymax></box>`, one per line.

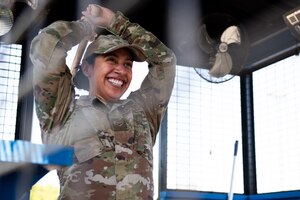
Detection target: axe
<box><xmin>70</xmin><ymin>5</ymin><xmax>100</xmax><ymax>77</ymax></box>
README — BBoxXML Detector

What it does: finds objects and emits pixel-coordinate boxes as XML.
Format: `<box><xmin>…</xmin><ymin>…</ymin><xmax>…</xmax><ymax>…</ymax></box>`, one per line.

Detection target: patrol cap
<box><xmin>83</xmin><ymin>34</ymin><xmax>147</xmax><ymax>62</ymax></box>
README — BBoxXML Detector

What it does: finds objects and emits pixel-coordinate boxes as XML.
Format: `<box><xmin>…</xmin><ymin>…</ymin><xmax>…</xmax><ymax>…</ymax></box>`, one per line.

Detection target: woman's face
<box><xmin>86</xmin><ymin>48</ymin><xmax>133</xmax><ymax>101</ymax></box>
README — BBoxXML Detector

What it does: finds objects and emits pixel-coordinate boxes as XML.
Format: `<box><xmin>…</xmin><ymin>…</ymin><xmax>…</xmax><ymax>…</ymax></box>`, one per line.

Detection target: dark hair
<box><xmin>73</xmin><ymin>54</ymin><xmax>98</xmax><ymax>91</ymax></box>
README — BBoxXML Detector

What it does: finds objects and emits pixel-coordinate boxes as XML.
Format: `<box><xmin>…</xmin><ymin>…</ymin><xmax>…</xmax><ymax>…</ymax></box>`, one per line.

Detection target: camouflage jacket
<box><xmin>30</xmin><ymin>11</ymin><xmax>176</xmax><ymax>200</ymax></box>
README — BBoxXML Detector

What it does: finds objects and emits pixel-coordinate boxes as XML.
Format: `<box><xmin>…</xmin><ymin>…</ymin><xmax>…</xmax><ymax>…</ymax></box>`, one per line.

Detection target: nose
<box><xmin>114</xmin><ymin>64</ymin><xmax>127</xmax><ymax>75</ymax></box>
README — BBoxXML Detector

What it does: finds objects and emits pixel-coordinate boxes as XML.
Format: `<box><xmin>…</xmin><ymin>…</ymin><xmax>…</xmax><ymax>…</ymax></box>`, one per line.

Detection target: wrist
<box><xmin>106</xmin><ymin>11</ymin><xmax>129</xmax><ymax>36</ymax></box>
<box><xmin>78</xmin><ymin>19</ymin><xmax>97</xmax><ymax>40</ymax></box>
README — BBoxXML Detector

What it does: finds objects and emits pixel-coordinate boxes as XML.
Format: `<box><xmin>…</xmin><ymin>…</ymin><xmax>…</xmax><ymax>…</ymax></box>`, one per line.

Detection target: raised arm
<box><xmin>108</xmin><ymin>12</ymin><xmax>177</xmax><ymax>135</ymax></box>
<box><xmin>30</xmin><ymin>19</ymin><xmax>94</xmax><ymax>133</ymax></box>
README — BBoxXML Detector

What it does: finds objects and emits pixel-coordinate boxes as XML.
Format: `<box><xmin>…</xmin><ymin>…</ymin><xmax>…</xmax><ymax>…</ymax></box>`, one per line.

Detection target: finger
<box><xmin>81</xmin><ymin>10</ymin><xmax>92</xmax><ymax>18</ymax></box>
<box><xmin>82</xmin><ymin>5</ymin><xmax>92</xmax><ymax>16</ymax></box>
<box><xmin>87</xmin><ymin>4</ymin><xmax>92</xmax><ymax>12</ymax></box>
<box><xmin>90</xmin><ymin>4</ymin><xmax>101</xmax><ymax>17</ymax></box>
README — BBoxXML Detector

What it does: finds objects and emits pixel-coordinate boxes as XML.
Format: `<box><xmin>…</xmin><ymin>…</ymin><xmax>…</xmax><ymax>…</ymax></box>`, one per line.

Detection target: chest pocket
<box><xmin>73</xmin><ymin>134</ymin><xmax>103</xmax><ymax>163</ymax></box>
<box><xmin>73</xmin><ymin>106</ymin><xmax>112</xmax><ymax>163</ymax></box>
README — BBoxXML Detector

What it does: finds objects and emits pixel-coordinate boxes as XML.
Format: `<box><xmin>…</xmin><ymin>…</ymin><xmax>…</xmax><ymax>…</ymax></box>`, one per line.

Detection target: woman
<box><xmin>30</xmin><ymin>4</ymin><xmax>176</xmax><ymax>199</ymax></box>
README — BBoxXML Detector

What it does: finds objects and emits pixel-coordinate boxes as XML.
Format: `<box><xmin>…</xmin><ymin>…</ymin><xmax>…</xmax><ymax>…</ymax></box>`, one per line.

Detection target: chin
<box><xmin>109</xmin><ymin>94</ymin><xmax>124</xmax><ymax>101</ymax></box>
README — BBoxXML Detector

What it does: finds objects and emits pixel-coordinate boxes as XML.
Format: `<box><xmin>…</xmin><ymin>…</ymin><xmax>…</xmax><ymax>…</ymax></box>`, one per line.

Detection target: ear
<box><xmin>81</xmin><ymin>61</ymin><xmax>92</xmax><ymax>77</ymax></box>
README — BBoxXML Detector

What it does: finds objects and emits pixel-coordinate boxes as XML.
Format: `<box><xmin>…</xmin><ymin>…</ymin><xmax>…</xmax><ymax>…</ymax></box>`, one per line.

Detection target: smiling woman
<box><xmin>30</xmin><ymin>5</ymin><xmax>176</xmax><ymax>199</ymax></box>
<box><xmin>29</xmin><ymin>4</ymin><xmax>175</xmax><ymax>199</ymax></box>
<box><xmin>30</xmin><ymin>49</ymin><xmax>151</xmax><ymax>200</ymax></box>
<box><xmin>30</xmin><ymin>49</ymin><xmax>159</xmax><ymax>200</ymax></box>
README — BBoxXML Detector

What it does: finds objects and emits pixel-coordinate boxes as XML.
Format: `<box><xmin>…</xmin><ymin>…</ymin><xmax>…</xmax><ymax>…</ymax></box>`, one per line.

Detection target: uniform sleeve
<box><xmin>30</xmin><ymin>20</ymin><xmax>93</xmax><ymax>133</ymax></box>
<box><xmin>107</xmin><ymin>12</ymin><xmax>176</xmax><ymax>141</ymax></box>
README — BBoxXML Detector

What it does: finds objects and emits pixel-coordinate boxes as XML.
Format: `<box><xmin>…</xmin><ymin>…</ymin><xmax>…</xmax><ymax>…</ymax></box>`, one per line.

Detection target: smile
<box><xmin>107</xmin><ymin>78</ymin><xmax>124</xmax><ymax>87</ymax></box>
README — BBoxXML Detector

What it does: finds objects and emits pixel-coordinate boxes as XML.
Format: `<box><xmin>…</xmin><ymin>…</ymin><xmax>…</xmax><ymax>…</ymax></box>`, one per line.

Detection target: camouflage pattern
<box><xmin>83</xmin><ymin>34</ymin><xmax>147</xmax><ymax>62</ymax></box>
<box><xmin>30</xmin><ymin>11</ymin><xmax>176</xmax><ymax>200</ymax></box>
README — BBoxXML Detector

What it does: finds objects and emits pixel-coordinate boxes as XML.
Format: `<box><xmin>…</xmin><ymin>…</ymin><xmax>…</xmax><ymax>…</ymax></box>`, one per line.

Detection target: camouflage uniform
<box><xmin>30</xmin><ymin>11</ymin><xmax>176</xmax><ymax>200</ymax></box>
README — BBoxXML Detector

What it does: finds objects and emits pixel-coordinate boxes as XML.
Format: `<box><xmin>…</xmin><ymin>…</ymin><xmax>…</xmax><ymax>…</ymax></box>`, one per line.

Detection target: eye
<box><xmin>124</xmin><ymin>62</ymin><xmax>133</xmax><ymax>69</ymax></box>
<box><xmin>105</xmin><ymin>56</ymin><xmax>117</xmax><ymax>64</ymax></box>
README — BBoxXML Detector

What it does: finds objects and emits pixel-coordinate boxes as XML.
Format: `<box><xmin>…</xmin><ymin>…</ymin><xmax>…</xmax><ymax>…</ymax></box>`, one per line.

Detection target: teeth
<box><xmin>108</xmin><ymin>78</ymin><xmax>123</xmax><ymax>87</ymax></box>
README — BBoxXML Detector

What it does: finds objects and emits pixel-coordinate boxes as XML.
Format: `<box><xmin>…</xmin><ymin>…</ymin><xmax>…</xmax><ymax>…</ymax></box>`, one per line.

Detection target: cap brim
<box><xmin>97</xmin><ymin>44</ymin><xmax>147</xmax><ymax>62</ymax></box>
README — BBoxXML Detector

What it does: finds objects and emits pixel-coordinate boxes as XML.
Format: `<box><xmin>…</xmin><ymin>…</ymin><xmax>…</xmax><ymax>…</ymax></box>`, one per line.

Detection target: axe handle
<box><xmin>71</xmin><ymin>4</ymin><xmax>101</xmax><ymax>77</ymax></box>
<box><xmin>71</xmin><ymin>39</ymin><xmax>89</xmax><ymax>77</ymax></box>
